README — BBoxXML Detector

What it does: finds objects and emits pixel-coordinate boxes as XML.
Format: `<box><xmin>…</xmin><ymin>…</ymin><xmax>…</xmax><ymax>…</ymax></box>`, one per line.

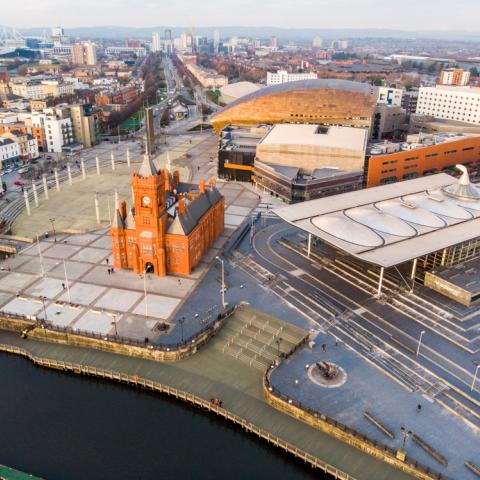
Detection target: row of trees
<box><xmin>105</xmin><ymin>54</ymin><xmax>167</xmax><ymax>131</ymax></box>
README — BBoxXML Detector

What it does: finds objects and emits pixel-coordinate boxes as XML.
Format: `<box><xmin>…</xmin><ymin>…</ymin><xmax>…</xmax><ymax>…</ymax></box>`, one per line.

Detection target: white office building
<box><xmin>0</xmin><ymin>137</ymin><xmax>20</xmax><ymax>168</ymax></box>
<box><xmin>32</xmin><ymin>112</ymin><xmax>74</xmax><ymax>153</ymax></box>
<box><xmin>377</xmin><ymin>86</ymin><xmax>403</xmax><ymax>107</ymax></box>
<box><xmin>10</xmin><ymin>81</ymin><xmax>45</xmax><ymax>100</ymax></box>
<box><xmin>266</xmin><ymin>70</ymin><xmax>317</xmax><ymax>86</ymax></box>
<box><xmin>83</xmin><ymin>41</ymin><xmax>97</xmax><ymax>65</ymax></box>
<box><xmin>416</xmin><ymin>85</ymin><xmax>480</xmax><ymax>125</ymax></box>
<box><xmin>312</xmin><ymin>36</ymin><xmax>323</xmax><ymax>48</ymax></box>
<box><xmin>152</xmin><ymin>32</ymin><xmax>161</xmax><ymax>52</ymax></box>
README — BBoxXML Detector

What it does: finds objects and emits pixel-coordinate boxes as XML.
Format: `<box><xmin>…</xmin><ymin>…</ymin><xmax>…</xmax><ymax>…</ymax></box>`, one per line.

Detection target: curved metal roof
<box><xmin>403</xmin><ymin>193</ymin><xmax>473</xmax><ymax>220</ymax></box>
<box><xmin>274</xmin><ymin>173</ymin><xmax>480</xmax><ymax>268</ymax></box>
<box><xmin>374</xmin><ymin>199</ymin><xmax>447</xmax><ymax>228</ymax></box>
<box><xmin>312</xmin><ymin>214</ymin><xmax>385</xmax><ymax>247</ymax></box>
<box><xmin>345</xmin><ymin>206</ymin><xmax>417</xmax><ymax>238</ymax></box>
<box><xmin>214</xmin><ymin>79</ymin><xmax>378</xmax><ymax>115</ymax></box>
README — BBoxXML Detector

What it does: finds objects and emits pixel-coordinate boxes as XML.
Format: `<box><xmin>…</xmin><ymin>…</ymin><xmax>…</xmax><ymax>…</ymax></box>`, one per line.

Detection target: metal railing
<box><xmin>0</xmin><ymin>305</ymin><xmax>236</xmax><ymax>352</ymax></box>
<box><xmin>263</xmin><ymin>367</ymin><xmax>447</xmax><ymax>480</ymax></box>
<box><xmin>0</xmin><ymin>342</ymin><xmax>354</xmax><ymax>480</ymax></box>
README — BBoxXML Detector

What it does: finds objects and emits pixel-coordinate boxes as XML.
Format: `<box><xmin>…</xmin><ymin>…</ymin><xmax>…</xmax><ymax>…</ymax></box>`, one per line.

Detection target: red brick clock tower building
<box><xmin>111</xmin><ymin>155</ymin><xmax>224</xmax><ymax>277</ymax></box>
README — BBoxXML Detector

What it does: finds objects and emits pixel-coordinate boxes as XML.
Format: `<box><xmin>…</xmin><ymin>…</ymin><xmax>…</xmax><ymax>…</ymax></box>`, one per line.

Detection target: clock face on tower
<box><xmin>142</xmin><ymin>196</ymin><xmax>151</xmax><ymax>207</ymax></box>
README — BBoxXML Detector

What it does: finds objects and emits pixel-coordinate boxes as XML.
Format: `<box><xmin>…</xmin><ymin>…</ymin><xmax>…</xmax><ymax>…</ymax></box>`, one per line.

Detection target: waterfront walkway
<box><xmin>0</xmin><ymin>307</ymin><xmax>415</xmax><ymax>480</ymax></box>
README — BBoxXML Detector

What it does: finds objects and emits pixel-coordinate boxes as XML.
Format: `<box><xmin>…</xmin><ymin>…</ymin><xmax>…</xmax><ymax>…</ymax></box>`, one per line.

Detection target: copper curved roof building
<box><xmin>211</xmin><ymin>79</ymin><xmax>378</xmax><ymax>134</ymax></box>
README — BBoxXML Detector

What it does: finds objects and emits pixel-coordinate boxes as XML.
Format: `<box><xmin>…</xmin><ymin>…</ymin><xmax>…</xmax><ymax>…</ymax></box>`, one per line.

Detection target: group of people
<box><xmin>105</xmin><ymin>258</ymin><xmax>114</xmax><ymax>275</ymax></box>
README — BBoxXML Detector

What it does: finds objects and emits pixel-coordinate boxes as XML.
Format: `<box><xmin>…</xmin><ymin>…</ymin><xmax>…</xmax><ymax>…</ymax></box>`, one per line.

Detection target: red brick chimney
<box><xmin>178</xmin><ymin>197</ymin><xmax>185</xmax><ymax>215</ymax></box>
<box><xmin>120</xmin><ymin>201</ymin><xmax>127</xmax><ymax>220</ymax></box>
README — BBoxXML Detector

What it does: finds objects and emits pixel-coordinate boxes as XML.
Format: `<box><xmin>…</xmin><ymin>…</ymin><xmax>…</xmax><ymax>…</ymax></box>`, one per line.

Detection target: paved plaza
<box><xmin>0</xmin><ymin>227</ymin><xmax>213</xmax><ymax>341</ymax></box>
<box><xmin>270</xmin><ymin>335</ymin><xmax>480</xmax><ymax>480</ymax></box>
<box><xmin>11</xmin><ymin>134</ymin><xmax>206</xmax><ymax>238</ymax></box>
<box><xmin>0</xmin><ymin>177</ymin><xmax>260</xmax><ymax>342</ymax></box>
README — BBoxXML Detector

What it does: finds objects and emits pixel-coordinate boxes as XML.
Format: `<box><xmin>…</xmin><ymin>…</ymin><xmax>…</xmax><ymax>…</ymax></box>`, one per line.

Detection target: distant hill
<box><xmin>8</xmin><ymin>25</ymin><xmax>480</xmax><ymax>42</ymax></box>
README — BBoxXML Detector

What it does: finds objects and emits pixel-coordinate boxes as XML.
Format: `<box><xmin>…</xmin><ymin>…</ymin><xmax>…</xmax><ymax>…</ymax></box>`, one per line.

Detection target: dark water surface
<box><xmin>0</xmin><ymin>353</ymin><xmax>329</xmax><ymax>479</ymax></box>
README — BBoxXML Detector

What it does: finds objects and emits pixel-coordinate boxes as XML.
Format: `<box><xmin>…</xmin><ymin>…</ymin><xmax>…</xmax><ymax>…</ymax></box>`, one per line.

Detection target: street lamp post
<box><xmin>400</xmin><ymin>427</ymin><xmax>412</xmax><ymax>452</ymax></box>
<box><xmin>416</xmin><ymin>330</ymin><xmax>426</xmax><ymax>356</ymax></box>
<box><xmin>36</xmin><ymin>234</ymin><xmax>45</xmax><ymax>277</ymax></box>
<box><xmin>40</xmin><ymin>296</ymin><xmax>48</xmax><ymax>321</ymax></box>
<box><xmin>49</xmin><ymin>218</ymin><xmax>57</xmax><ymax>242</ymax></box>
<box><xmin>471</xmin><ymin>363</ymin><xmax>480</xmax><ymax>392</ymax></box>
<box><xmin>143</xmin><ymin>270</ymin><xmax>148</xmax><ymax>321</ymax></box>
<box><xmin>215</xmin><ymin>256</ymin><xmax>227</xmax><ymax>309</ymax></box>
<box><xmin>179</xmin><ymin>316</ymin><xmax>185</xmax><ymax>343</ymax></box>
<box><xmin>111</xmin><ymin>315</ymin><xmax>118</xmax><ymax>337</ymax></box>
<box><xmin>63</xmin><ymin>260</ymin><xmax>71</xmax><ymax>303</ymax></box>
<box><xmin>275</xmin><ymin>337</ymin><xmax>283</xmax><ymax>357</ymax></box>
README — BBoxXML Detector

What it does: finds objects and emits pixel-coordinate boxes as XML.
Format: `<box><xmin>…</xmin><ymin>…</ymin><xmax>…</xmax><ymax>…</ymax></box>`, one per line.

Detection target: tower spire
<box><xmin>138</xmin><ymin>154</ymin><xmax>158</xmax><ymax>178</ymax></box>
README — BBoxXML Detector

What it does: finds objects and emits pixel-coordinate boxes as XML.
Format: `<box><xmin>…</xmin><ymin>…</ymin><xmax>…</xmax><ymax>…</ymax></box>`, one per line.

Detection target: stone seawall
<box><xmin>0</xmin><ymin>341</ymin><xmax>354</xmax><ymax>480</ymax></box>
<box><xmin>262</xmin><ymin>377</ymin><xmax>445</xmax><ymax>480</ymax></box>
<box><xmin>0</xmin><ymin>311</ymin><xmax>230</xmax><ymax>363</ymax></box>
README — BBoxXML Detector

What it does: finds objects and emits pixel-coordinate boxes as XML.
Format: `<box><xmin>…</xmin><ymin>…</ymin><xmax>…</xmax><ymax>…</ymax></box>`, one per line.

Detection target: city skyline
<box><xmin>2</xmin><ymin>0</ymin><xmax>480</xmax><ymax>31</ymax></box>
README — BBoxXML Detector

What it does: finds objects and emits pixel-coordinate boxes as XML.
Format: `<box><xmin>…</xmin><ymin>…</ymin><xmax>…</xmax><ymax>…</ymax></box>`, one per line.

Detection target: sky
<box><xmin>2</xmin><ymin>0</ymin><xmax>480</xmax><ymax>31</ymax></box>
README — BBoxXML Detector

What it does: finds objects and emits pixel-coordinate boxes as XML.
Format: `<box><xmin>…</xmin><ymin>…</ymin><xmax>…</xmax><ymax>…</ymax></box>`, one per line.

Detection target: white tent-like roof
<box><xmin>274</xmin><ymin>173</ymin><xmax>480</xmax><ymax>268</ymax></box>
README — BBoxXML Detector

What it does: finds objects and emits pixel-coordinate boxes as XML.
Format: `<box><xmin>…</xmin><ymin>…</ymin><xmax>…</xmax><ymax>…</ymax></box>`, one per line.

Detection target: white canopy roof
<box><xmin>274</xmin><ymin>173</ymin><xmax>480</xmax><ymax>268</ymax></box>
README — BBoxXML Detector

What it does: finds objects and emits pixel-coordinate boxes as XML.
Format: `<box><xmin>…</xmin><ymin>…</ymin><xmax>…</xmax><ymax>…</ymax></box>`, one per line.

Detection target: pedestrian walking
<box><xmin>106</xmin><ymin>258</ymin><xmax>109</xmax><ymax>265</ymax></box>
<box><xmin>62</xmin><ymin>283</ymin><xmax>65</xmax><ymax>289</ymax></box>
<box><xmin>322</xmin><ymin>343</ymin><xmax>327</xmax><ymax>352</ymax></box>
<box><xmin>111</xmin><ymin>267</ymin><xmax>114</xmax><ymax>273</ymax></box>
<box><xmin>107</xmin><ymin>268</ymin><xmax>111</xmax><ymax>275</ymax></box>
<box><xmin>417</xmin><ymin>404</ymin><xmax>422</xmax><ymax>413</ymax></box>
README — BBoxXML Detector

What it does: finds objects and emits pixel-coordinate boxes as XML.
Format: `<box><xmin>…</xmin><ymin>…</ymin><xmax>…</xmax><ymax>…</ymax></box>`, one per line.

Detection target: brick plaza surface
<box><xmin>270</xmin><ymin>335</ymin><xmax>479</xmax><ymax>480</ymax></box>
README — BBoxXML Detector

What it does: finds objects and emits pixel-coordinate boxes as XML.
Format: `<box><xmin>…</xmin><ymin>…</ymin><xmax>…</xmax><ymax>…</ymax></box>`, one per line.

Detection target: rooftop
<box><xmin>431</xmin><ymin>257</ymin><xmax>480</xmax><ymax>295</ymax></box>
<box><xmin>274</xmin><ymin>171</ymin><xmax>480</xmax><ymax>268</ymax></box>
<box><xmin>368</xmin><ymin>132</ymin><xmax>480</xmax><ymax>156</ymax></box>
<box><xmin>216</xmin><ymin>78</ymin><xmax>378</xmax><ymax>114</ymax></box>
<box><xmin>259</xmin><ymin>124</ymin><xmax>369</xmax><ymax>153</ymax></box>
<box><xmin>423</xmin><ymin>84</ymin><xmax>480</xmax><ymax>94</ymax></box>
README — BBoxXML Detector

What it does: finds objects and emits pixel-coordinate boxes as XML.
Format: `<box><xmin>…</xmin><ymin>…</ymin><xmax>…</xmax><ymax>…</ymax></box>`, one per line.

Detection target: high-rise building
<box><xmin>270</xmin><ymin>36</ymin><xmax>278</xmax><ymax>49</ymax></box>
<box><xmin>332</xmin><ymin>39</ymin><xmax>349</xmax><ymax>49</ymax></box>
<box><xmin>71</xmin><ymin>42</ymin><xmax>97</xmax><ymax>66</ymax></box>
<box><xmin>83</xmin><ymin>41</ymin><xmax>97</xmax><ymax>65</ymax></box>
<box><xmin>439</xmin><ymin>68</ymin><xmax>470</xmax><ymax>86</ymax></box>
<box><xmin>152</xmin><ymin>32</ymin><xmax>161</xmax><ymax>52</ymax></box>
<box><xmin>70</xmin><ymin>43</ymin><xmax>84</xmax><ymax>65</ymax></box>
<box><xmin>70</xmin><ymin>104</ymin><xmax>97</xmax><ymax>148</ymax></box>
<box><xmin>164</xmin><ymin>29</ymin><xmax>172</xmax><ymax>40</ymax></box>
<box><xmin>266</xmin><ymin>69</ymin><xmax>317</xmax><ymax>85</ymax></box>
<box><xmin>213</xmin><ymin>30</ymin><xmax>220</xmax><ymax>53</ymax></box>
<box><xmin>416</xmin><ymin>85</ymin><xmax>480</xmax><ymax>125</ymax></box>
<box><xmin>312</xmin><ymin>36</ymin><xmax>322</xmax><ymax>48</ymax></box>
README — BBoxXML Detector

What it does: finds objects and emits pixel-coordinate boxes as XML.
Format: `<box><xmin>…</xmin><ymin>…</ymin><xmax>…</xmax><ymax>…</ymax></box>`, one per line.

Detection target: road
<box><xmin>230</xmin><ymin>220</ymin><xmax>480</xmax><ymax>431</ymax></box>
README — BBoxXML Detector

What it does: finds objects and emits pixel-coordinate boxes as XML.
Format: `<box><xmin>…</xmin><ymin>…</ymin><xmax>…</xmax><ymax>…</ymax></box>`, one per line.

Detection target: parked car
<box><xmin>14</xmin><ymin>180</ymin><xmax>24</xmax><ymax>186</ymax></box>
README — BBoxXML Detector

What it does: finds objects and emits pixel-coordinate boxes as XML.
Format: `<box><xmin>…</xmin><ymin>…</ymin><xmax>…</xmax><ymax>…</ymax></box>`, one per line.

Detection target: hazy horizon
<box><xmin>3</xmin><ymin>0</ymin><xmax>480</xmax><ymax>31</ymax></box>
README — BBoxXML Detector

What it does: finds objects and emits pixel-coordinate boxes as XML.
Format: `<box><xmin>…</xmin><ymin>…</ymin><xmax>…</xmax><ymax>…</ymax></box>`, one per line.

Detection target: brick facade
<box><xmin>111</xmin><ymin>156</ymin><xmax>224</xmax><ymax>277</ymax></box>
